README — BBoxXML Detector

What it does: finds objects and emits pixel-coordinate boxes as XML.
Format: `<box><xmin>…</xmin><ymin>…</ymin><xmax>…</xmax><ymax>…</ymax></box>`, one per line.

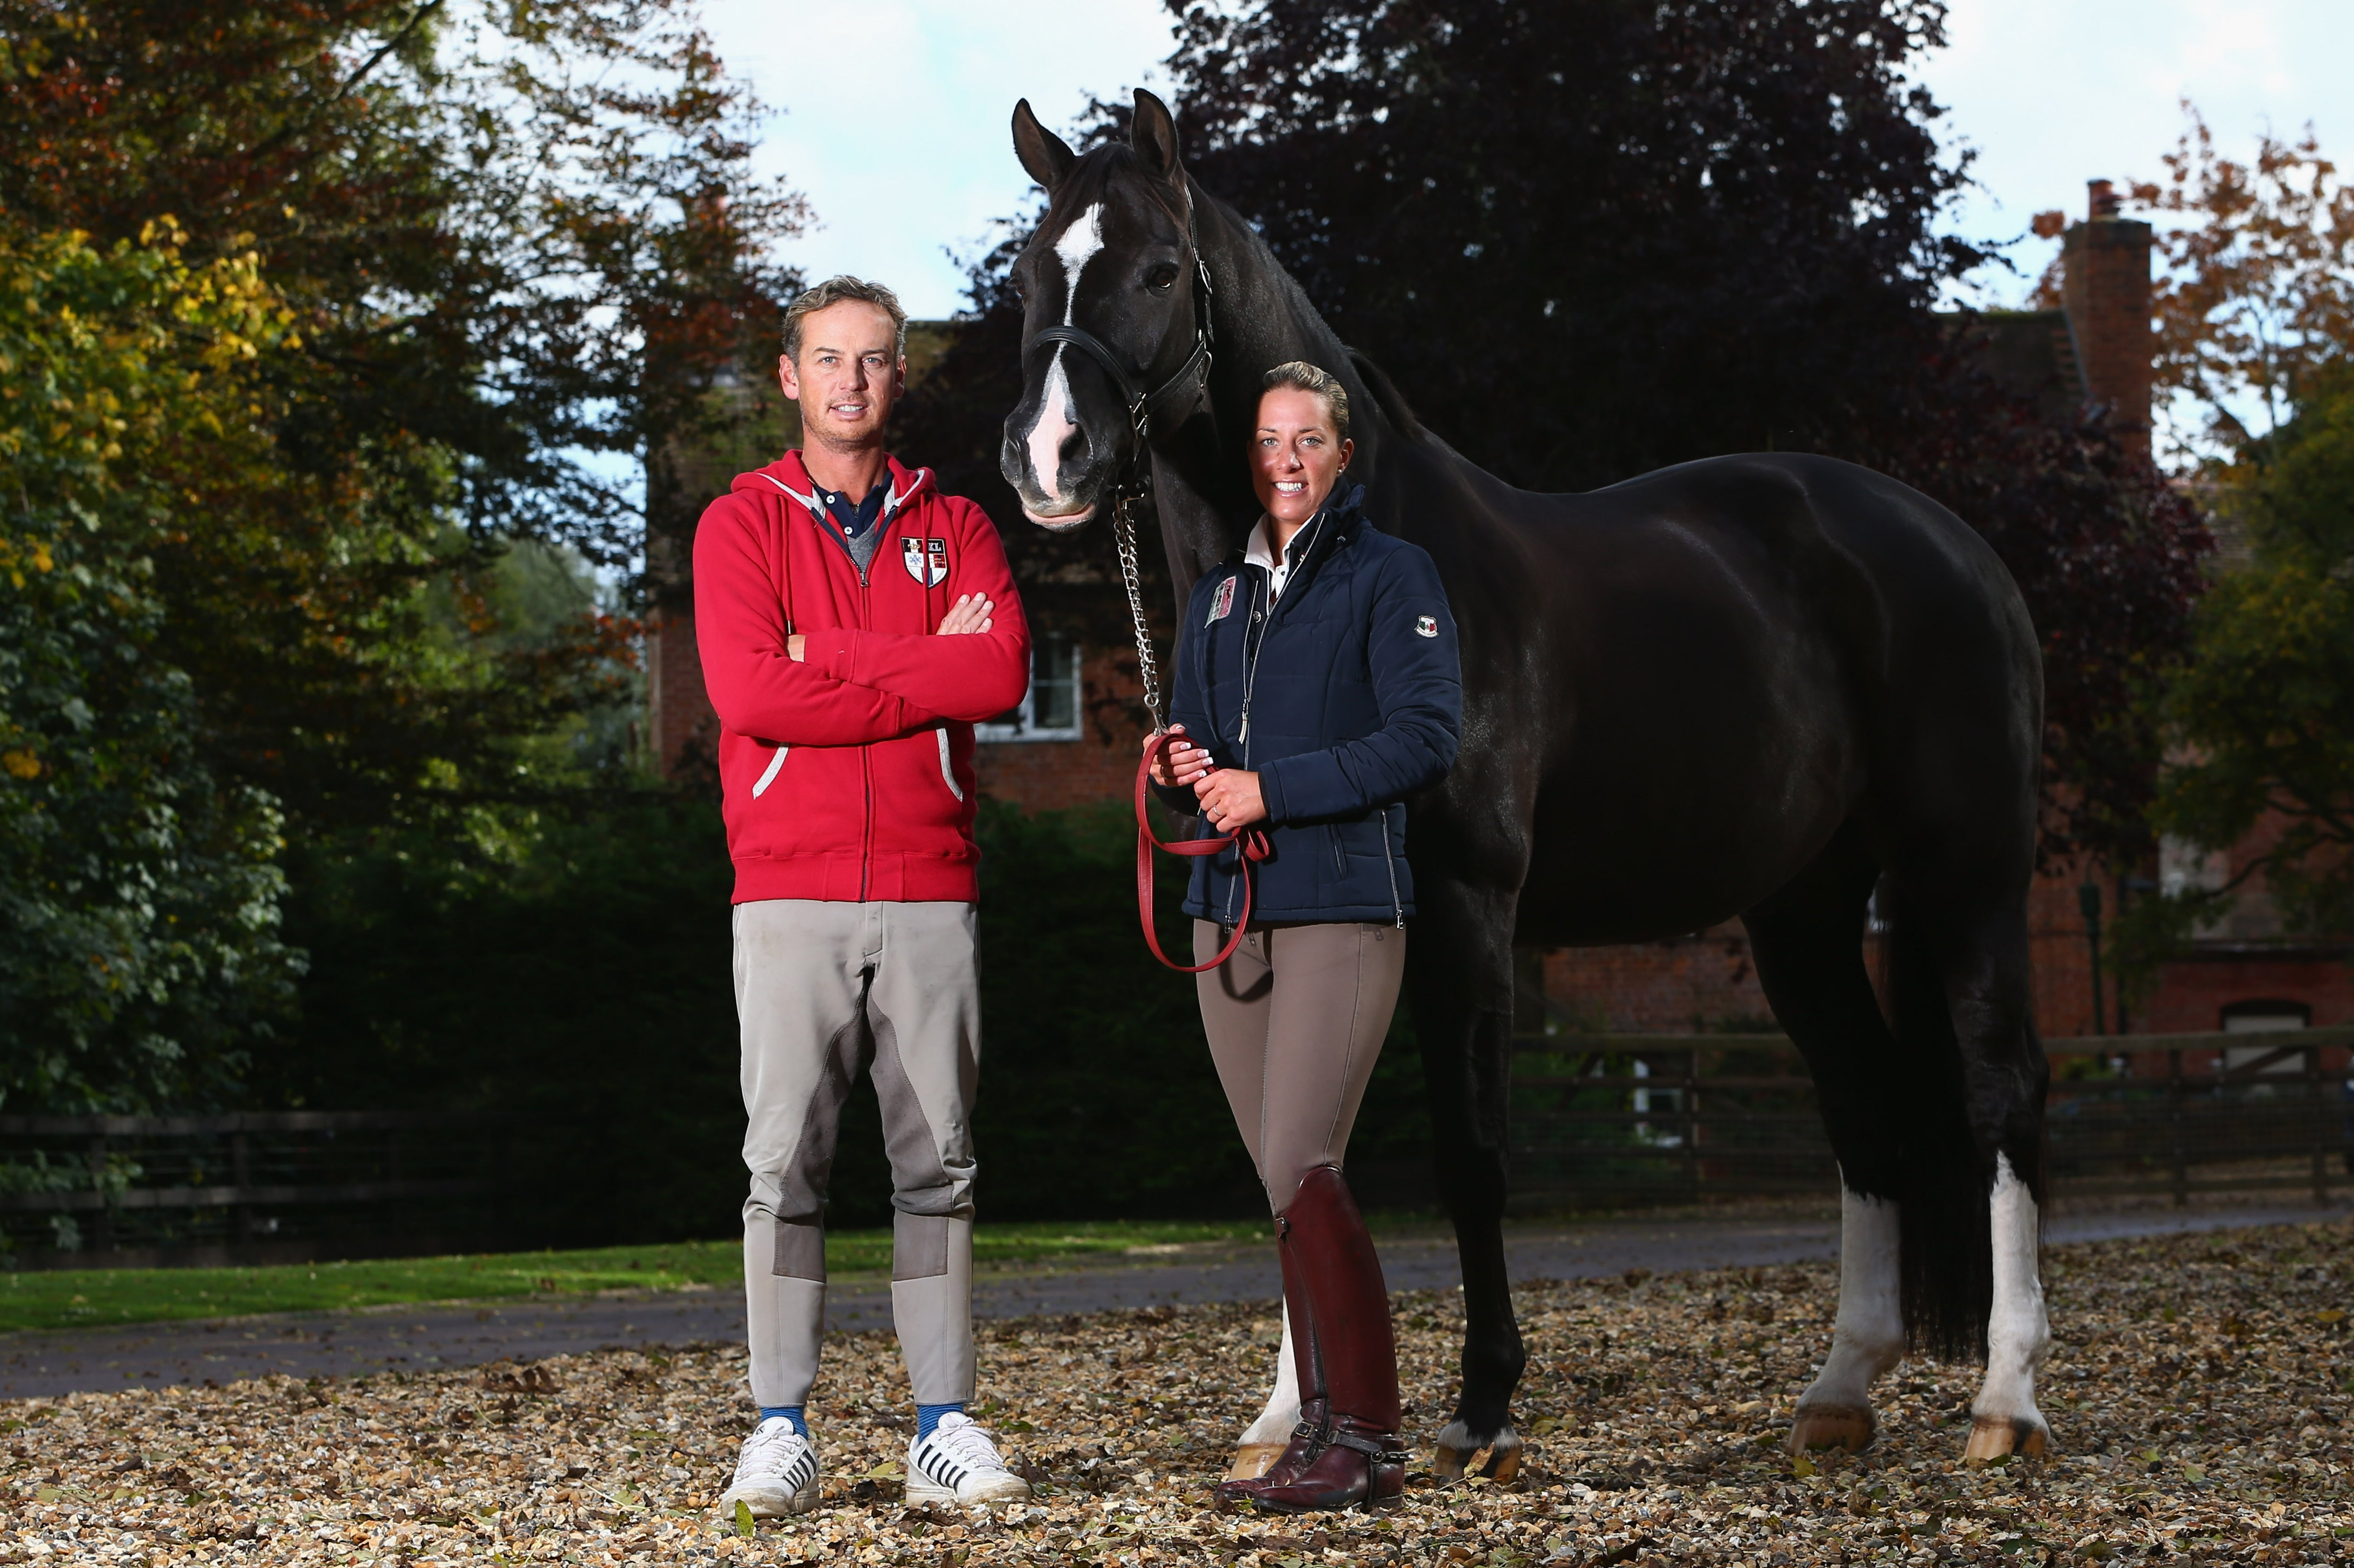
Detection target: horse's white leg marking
<box><xmin>1239</xmin><ymin>1300</ymin><xmax>1301</xmax><ymax>1446</ymax></box>
<box><xmin>1795</xmin><ymin>1186</ymin><xmax>1904</xmax><ymax>1419</ymax></box>
<box><xmin>1970</xmin><ymin>1152</ymin><xmax>2050</xmax><ymax>1446</ymax></box>
<box><xmin>1016</xmin><ymin>202</ymin><xmax>1107</xmax><ymax>505</ymax></box>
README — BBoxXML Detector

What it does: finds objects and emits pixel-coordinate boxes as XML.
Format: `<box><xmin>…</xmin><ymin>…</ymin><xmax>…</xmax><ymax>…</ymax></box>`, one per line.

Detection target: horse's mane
<box><xmin>1173</xmin><ymin>177</ymin><xmax>1432</xmax><ymax>452</ymax></box>
<box><xmin>1342</xmin><ymin>346</ymin><xmax>1427</xmax><ymax>445</ymax></box>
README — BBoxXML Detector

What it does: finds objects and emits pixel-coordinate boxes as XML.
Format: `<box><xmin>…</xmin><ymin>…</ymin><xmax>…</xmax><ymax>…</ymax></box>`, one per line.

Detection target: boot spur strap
<box><xmin>1328</xmin><ymin>1431</ymin><xmax>1405</xmax><ymax>1462</ymax></box>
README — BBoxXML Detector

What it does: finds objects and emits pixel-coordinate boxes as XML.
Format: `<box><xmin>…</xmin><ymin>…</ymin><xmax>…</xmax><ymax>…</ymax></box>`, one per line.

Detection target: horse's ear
<box><xmin>1130</xmin><ymin>88</ymin><xmax>1183</xmax><ymax>187</ymax></box>
<box><xmin>1011</xmin><ymin>99</ymin><xmax>1077</xmax><ymax>192</ymax></box>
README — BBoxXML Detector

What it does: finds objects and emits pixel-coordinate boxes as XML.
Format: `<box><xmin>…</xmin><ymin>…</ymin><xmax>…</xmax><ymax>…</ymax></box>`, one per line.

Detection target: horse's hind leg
<box><xmin>1410</xmin><ymin>873</ymin><xmax>1528</xmax><ymax>1480</ymax></box>
<box><xmin>1887</xmin><ymin>880</ymin><xmax>2050</xmax><ymax>1461</ymax></box>
<box><xmin>1745</xmin><ymin>824</ymin><xmax>1908</xmax><ymax>1453</ymax></box>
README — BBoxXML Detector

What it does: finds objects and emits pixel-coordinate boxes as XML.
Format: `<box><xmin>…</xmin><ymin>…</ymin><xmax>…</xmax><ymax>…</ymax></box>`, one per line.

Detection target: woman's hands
<box><xmin>1143</xmin><ymin>725</ymin><xmax>1269</xmax><ymax>830</ymax></box>
<box><xmin>1195</xmin><ymin>766</ymin><xmax>1267</xmax><ymax>831</ymax></box>
<box><xmin>785</xmin><ymin>594</ymin><xmax>996</xmax><ymax>661</ymax></box>
<box><xmin>1145</xmin><ymin>723</ymin><xmax>1214</xmax><ymax>789</ymax></box>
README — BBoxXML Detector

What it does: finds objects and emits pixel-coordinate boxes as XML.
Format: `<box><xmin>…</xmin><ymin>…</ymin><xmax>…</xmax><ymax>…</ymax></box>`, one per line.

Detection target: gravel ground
<box><xmin>3</xmin><ymin>1219</ymin><xmax>2348</xmax><ymax>1565</ymax></box>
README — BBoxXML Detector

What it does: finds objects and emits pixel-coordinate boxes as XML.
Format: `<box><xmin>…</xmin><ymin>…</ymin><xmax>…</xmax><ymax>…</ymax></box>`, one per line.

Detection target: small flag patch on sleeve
<box><xmin>1414</xmin><ymin>614</ymin><xmax>1439</xmax><ymax>638</ymax></box>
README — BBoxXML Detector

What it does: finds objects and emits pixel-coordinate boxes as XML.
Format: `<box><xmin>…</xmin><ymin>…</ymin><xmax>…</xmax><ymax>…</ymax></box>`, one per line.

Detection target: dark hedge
<box><xmin>269</xmin><ymin>797</ymin><xmax>1431</xmax><ymax>1242</ymax></box>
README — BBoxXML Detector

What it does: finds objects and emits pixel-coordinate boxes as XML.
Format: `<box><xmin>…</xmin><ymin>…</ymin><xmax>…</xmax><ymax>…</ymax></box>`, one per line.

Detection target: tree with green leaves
<box><xmin>2104</xmin><ymin>119</ymin><xmax>2354</xmax><ymax>969</ymax></box>
<box><xmin>0</xmin><ymin>2</ymin><xmax>801</xmax><ymax>1118</ymax></box>
<box><xmin>0</xmin><ymin>226</ymin><xmax>305</xmax><ymax>1112</ymax></box>
<box><xmin>2152</xmin><ymin>364</ymin><xmax>2354</xmax><ymax>937</ymax></box>
<box><xmin>0</xmin><ymin>0</ymin><xmax>801</xmax><ymax>824</ymax></box>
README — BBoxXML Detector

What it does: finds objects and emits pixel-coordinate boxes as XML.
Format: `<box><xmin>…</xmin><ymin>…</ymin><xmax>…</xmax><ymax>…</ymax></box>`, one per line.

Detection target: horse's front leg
<box><xmin>1412</xmin><ymin>875</ymin><xmax>1527</xmax><ymax>1481</ymax></box>
<box><xmin>1228</xmin><ymin>1308</ymin><xmax>1301</xmax><ymax>1480</ymax></box>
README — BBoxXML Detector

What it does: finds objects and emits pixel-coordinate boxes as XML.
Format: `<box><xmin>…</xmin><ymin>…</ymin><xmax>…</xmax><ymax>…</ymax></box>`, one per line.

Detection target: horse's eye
<box><xmin>1145</xmin><ymin>263</ymin><xmax>1179</xmax><ymax>292</ymax></box>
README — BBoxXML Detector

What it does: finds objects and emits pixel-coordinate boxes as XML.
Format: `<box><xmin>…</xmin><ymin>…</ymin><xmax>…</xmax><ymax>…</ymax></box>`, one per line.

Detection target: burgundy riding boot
<box><xmin>1248</xmin><ymin>1166</ymin><xmax>1407</xmax><ymax>1514</ymax></box>
<box><xmin>1212</xmin><ymin>1230</ymin><xmax>1323</xmax><ymax>1504</ymax></box>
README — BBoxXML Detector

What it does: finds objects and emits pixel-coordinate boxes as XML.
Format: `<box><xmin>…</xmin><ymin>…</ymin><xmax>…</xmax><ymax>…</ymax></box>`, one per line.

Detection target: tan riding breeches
<box><xmin>1192</xmin><ymin>920</ymin><xmax>1407</xmax><ymax>1214</ymax></box>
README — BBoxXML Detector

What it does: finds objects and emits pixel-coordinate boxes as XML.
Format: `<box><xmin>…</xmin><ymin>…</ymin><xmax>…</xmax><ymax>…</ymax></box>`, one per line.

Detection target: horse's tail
<box><xmin>1884</xmin><ymin>883</ymin><xmax>1994</xmax><ymax>1359</ymax></box>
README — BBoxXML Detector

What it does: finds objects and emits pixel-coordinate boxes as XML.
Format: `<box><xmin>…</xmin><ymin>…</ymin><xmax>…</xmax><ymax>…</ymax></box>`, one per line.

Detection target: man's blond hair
<box><xmin>1261</xmin><ymin>360</ymin><xmax>1351</xmax><ymax>443</ymax></box>
<box><xmin>783</xmin><ymin>276</ymin><xmax>908</xmax><ymax>363</ymax></box>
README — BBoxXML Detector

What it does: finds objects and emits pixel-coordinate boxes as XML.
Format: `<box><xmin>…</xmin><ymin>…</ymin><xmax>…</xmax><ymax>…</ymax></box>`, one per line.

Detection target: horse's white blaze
<box><xmin>1796</xmin><ymin>1185</ymin><xmax>1905</xmax><ymax>1413</ymax></box>
<box><xmin>1025</xmin><ymin>357</ymin><xmax>1076</xmax><ymax>505</ymax></box>
<box><xmin>1239</xmin><ymin>1300</ymin><xmax>1302</xmax><ymax>1446</ymax></box>
<box><xmin>1971</xmin><ymin>1152</ymin><xmax>2049</xmax><ymax>1431</ymax></box>
<box><xmin>1017</xmin><ymin>203</ymin><xmax>1107</xmax><ymax>505</ymax></box>
<box><xmin>1053</xmin><ymin>201</ymin><xmax>1107</xmax><ymax>317</ymax></box>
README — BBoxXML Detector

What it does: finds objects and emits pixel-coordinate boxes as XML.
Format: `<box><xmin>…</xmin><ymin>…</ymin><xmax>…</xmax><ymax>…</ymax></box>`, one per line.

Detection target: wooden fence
<box><xmin>1508</xmin><ymin>1029</ymin><xmax>2354</xmax><ymax>1211</ymax></box>
<box><xmin>0</xmin><ymin>1110</ymin><xmax>518</xmax><ymax>1266</ymax></box>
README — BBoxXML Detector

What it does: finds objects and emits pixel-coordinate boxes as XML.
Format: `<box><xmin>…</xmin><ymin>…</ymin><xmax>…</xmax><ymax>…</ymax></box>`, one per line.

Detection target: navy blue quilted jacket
<box><xmin>1155</xmin><ymin>483</ymin><xmax>1462</xmax><ymax>925</ymax></box>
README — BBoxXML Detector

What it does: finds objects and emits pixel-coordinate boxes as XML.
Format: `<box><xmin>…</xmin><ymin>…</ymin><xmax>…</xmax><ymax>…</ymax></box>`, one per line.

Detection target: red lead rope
<box><xmin>1134</xmin><ymin>730</ymin><xmax>1272</xmax><ymax>973</ymax></box>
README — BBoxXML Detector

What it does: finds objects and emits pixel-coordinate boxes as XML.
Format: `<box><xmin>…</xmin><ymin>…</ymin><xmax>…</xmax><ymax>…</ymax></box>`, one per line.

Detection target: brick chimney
<box><xmin>2060</xmin><ymin>178</ymin><xmax>2155</xmax><ymax>457</ymax></box>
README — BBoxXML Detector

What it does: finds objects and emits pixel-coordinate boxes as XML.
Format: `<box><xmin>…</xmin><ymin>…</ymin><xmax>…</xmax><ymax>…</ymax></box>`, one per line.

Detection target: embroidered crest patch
<box><xmin>1209</xmin><ymin>575</ymin><xmax>1239</xmax><ymax>624</ymax></box>
<box><xmin>903</xmin><ymin>537</ymin><xmax>949</xmax><ymax>586</ymax></box>
<box><xmin>1414</xmin><ymin>614</ymin><xmax>1439</xmax><ymax>638</ymax></box>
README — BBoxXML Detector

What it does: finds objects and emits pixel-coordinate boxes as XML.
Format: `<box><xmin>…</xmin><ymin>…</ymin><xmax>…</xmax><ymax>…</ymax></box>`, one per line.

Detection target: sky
<box><xmin>706</xmin><ymin>0</ymin><xmax>2353</xmax><ymax>321</ymax></box>
<box><xmin>703</xmin><ymin>0</ymin><xmax>1175</xmax><ymax>318</ymax></box>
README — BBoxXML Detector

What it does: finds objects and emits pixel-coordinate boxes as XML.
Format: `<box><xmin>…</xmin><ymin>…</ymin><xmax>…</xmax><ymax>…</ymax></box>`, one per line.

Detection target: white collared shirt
<box><xmin>1244</xmin><ymin>513</ymin><xmax>1321</xmax><ymax>602</ymax></box>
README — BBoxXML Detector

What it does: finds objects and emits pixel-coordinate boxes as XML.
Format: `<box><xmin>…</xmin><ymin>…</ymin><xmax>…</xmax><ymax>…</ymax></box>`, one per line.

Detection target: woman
<box><xmin>1147</xmin><ymin>362</ymin><xmax>1462</xmax><ymax>1512</ymax></box>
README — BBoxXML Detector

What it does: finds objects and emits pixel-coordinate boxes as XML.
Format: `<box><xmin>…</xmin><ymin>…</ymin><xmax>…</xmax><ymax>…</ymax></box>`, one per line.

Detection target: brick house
<box><xmin>646</xmin><ymin>191</ymin><xmax>2351</xmax><ymax>1054</ymax></box>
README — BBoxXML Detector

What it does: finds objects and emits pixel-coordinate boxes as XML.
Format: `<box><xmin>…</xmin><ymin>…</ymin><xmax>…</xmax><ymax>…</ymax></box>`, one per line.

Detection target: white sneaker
<box><xmin>905</xmin><ymin>1411</ymin><xmax>1031</xmax><ymax>1509</ymax></box>
<box><xmin>720</xmin><ymin>1416</ymin><xmax>820</xmax><ymax>1517</ymax></box>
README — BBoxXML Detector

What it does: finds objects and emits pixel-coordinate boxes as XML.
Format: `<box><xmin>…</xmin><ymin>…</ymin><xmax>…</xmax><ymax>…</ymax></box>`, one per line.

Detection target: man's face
<box><xmin>778</xmin><ymin>300</ymin><xmax>903</xmax><ymax>449</ymax></box>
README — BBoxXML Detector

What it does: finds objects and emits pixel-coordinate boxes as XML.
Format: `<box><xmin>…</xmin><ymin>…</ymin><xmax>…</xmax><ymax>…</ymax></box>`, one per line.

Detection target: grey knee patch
<box><xmin>774</xmin><ymin>1014</ymin><xmax>868</xmax><ymax>1217</ymax></box>
<box><xmin>869</xmin><ymin>1014</ymin><xmax>975</xmax><ymax>1219</ymax></box>
<box><xmin>772</xmin><ymin>1218</ymin><xmax>826</xmax><ymax>1280</ymax></box>
<box><xmin>893</xmin><ymin>1212</ymin><xmax>950</xmax><ymax>1280</ymax></box>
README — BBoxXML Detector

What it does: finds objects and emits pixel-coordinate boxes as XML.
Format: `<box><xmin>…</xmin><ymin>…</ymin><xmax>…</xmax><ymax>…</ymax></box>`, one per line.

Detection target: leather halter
<box><xmin>1022</xmin><ymin>218</ymin><xmax>1215</xmax><ymax>503</ymax></box>
<box><xmin>1020</xmin><ymin>206</ymin><xmax>1242</xmax><ymax>972</ymax></box>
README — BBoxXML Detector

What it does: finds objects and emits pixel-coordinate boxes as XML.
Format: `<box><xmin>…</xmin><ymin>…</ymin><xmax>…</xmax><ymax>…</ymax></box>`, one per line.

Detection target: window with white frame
<box><xmin>976</xmin><ymin>633</ymin><xmax>1082</xmax><ymax>741</ymax></box>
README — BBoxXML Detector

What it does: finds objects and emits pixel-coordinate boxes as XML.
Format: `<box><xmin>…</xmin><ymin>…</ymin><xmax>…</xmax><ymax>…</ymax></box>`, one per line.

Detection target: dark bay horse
<box><xmin>1000</xmin><ymin>90</ymin><xmax>2053</xmax><ymax>1474</ymax></box>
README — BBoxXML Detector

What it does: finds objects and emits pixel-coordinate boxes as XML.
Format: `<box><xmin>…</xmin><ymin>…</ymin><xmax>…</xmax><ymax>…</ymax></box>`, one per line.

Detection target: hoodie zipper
<box><xmin>761</xmin><ymin>464</ymin><xmax>935</xmax><ymax>904</ymax></box>
<box><xmin>859</xmin><ymin>564</ymin><xmax>874</xmax><ymax>899</ymax></box>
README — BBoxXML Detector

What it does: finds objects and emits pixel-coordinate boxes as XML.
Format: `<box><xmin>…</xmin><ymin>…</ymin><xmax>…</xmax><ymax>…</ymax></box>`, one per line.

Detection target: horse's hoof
<box><xmin>1227</xmin><ymin>1442</ymin><xmax>1286</xmax><ymax>1482</ymax></box>
<box><xmin>1963</xmin><ymin>1416</ymin><xmax>2050</xmax><ymax>1464</ymax></box>
<box><xmin>1432</xmin><ymin>1422</ymin><xmax>1522</xmax><ymax>1482</ymax></box>
<box><xmin>1787</xmin><ymin>1406</ymin><xmax>1874</xmax><ymax>1455</ymax></box>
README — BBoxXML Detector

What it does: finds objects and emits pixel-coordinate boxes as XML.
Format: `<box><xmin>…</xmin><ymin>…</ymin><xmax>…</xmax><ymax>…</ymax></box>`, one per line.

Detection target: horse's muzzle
<box><xmin>1023</xmin><ymin>504</ymin><xmax>1100</xmax><ymax>531</ymax></box>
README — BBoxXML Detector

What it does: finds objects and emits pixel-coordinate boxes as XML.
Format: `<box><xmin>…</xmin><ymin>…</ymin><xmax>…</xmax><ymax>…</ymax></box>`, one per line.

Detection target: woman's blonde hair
<box><xmin>1260</xmin><ymin>360</ymin><xmax>1350</xmax><ymax>444</ymax></box>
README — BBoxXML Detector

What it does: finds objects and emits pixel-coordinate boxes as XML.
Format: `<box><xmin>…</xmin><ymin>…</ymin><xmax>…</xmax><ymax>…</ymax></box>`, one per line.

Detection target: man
<box><xmin>695</xmin><ymin>276</ymin><xmax>1034</xmax><ymax>1516</ymax></box>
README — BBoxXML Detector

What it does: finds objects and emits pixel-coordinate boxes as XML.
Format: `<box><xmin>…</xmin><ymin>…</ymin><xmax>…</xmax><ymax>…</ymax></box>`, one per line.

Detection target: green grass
<box><xmin>0</xmin><ymin>1218</ymin><xmax>1274</xmax><ymax>1336</ymax></box>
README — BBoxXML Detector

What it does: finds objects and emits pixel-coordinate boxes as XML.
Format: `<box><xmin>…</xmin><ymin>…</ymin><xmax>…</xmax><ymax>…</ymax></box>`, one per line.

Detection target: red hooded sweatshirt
<box><xmin>693</xmin><ymin>451</ymin><xmax>1030</xmax><ymax>904</ymax></box>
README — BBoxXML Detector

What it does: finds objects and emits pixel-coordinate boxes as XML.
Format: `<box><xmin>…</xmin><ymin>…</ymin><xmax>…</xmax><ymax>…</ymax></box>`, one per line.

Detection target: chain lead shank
<box><xmin>1113</xmin><ymin>493</ymin><xmax>1164</xmax><ymax>734</ymax></box>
